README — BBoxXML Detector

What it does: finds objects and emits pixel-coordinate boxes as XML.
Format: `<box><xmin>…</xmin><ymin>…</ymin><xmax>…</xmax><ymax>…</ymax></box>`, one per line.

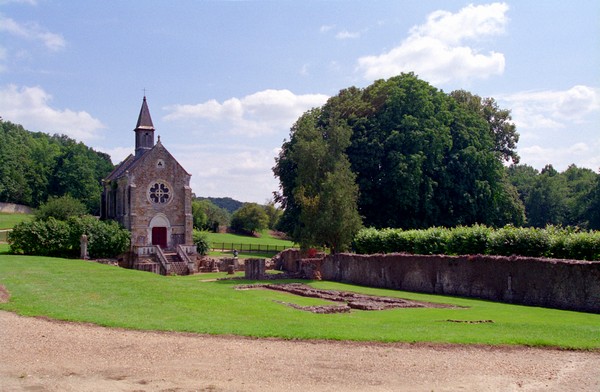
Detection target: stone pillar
<box><xmin>245</xmin><ymin>258</ymin><xmax>266</xmax><ymax>280</ymax></box>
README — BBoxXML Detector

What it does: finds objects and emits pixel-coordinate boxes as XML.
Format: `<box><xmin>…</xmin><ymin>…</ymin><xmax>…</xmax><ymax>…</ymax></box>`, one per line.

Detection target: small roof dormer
<box><xmin>134</xmin><ymin>96</ymin><xmax>155</xmax><ymax>157</ymax></box>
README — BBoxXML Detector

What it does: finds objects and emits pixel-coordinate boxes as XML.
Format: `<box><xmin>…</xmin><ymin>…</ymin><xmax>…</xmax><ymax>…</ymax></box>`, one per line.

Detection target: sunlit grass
<box><xmin>0</xmin><ymin>213</ymin><xmax>33</xmax><ymax>230</ymax></box>
<box><xmin>0</xmin><ymin>254</ymin><xmax>598</xmax><ymax>349</ymax></box>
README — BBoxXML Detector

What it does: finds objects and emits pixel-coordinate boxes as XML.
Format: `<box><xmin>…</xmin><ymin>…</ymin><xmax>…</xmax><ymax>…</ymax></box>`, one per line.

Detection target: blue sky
<box><xmin>1</xmin><ymin>1</ymin><xmax>598</xmax><ymax>203</ymax></box>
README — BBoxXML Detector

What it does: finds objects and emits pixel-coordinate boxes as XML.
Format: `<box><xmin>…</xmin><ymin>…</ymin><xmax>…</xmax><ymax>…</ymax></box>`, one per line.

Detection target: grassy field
<box><xmin>0</xmin><ymin>213</ymin><xmax>32</xmax><ymax>230</ymax></box>
<box><xmin>205</xmin><ymin>230</ymin><xmax>296</xmax><ymax>258</ymax></box>
<box><xmin>205</xmin><ymin>230</ymin><xmax>294</xmax><ymax>246</ymax></box>
<box><xmin>0</xmin><ymin>254</ymin><xmax>598</xmax><ymax>349</ymax></box>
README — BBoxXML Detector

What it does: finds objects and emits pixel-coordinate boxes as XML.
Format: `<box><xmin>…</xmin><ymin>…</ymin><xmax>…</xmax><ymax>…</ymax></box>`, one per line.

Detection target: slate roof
<box><xmin>105</xmin><ymin>153</ymin><xmax>136</xmax><ymax>181</ymax></box>
<box><xmin>135</xmin><ymin>96</ymin><xmax>154</xmax><ymax>130</ymax></box>
<box><xmin>104</xmin><ymin>96</ymin><xmax>190</xmax><ymax>182</ymax></box>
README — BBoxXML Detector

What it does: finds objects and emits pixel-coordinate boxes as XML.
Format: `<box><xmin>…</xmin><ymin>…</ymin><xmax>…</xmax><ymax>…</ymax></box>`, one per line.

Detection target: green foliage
<box><xmin>0</xmin><ymin>120</ymin><xmax>114</xmax><ymax>213</ymax></box>
<box><xmin>67</xmin><ymin>216</ymin><xmax>130</xmax><ymax>258</ymax></box>
<box><xmin>1</xmin><ymin>257</ymin><xmax>599</xmax><ymax>349</ymax></box>
<box><xmin>412</xmin><ymin>227</ymin><xmax>450</xmax><ymax>255</ymax></box>
<box><xmin>191</xmin><ymin>200</ymin><xmax>207</xmax><ymax>230</ymax></box>
<box><xmin>8</xmin><ymin>218</ymin><xmax>74</xmax><ymax>257</ymax></box>
<box><xmin>275</xmin><ymin>74</ymin><xmax>525</xmax><ymax>234</ymax></box>
<box><xmin>230</xmin><ymin>203</ymin><xmax>269</xmax><ymax>234</ymax></box>
<box><xmin>274</xmin><ymin>107</ymin><xmax>362</xmax><ymax>252</ymax></box>
<box><xmin>446</xmin><ymin>225</ymin><xmax>492</xmax><ymax>255</ymax></box>
<box><xmin>263</xmin><ymin>201</ymin><xmax>283</xmax><ymax>230</ymax></box>
<box><xmin>487</xmin><ymin>226</ymin><xmax>550</xmax><ymax>257</ymax></box>
<box><xmin>588</xmin><ymin>175</ymin><xmax>600</xmax><ymax>230</ymax></box>
<box><xmin>547</xmin><ymin>229</ymin><xmax>600</xmax><ymax>261</ymax></box>
<box><xmin>196</xmin><ymin>196</ymin><xmax>243</xmax><ymax>214</ymax></box>
<box><xmin>507</xmin><ymin>164</ymin><xmax>600</xmax><ymax>228</ymax></box>
<box><xmin>450</xmin><ymin>90</ymin><xmax>520</xmax><ymax>164</ymax></box>
<box><xmin>354</xmin><ymin>225</ymin><xmax>600</xmax><ymax>260</ymax></box>
<box><xmin>192</xmin><ymin>198</ymin><xmax>230</xmax><ymax>232</ymax></box>
<box><xmin>34</xmin><ymin>195</ymin><xmax>87</xmax><ymax>221</ymax></box>
<box><xmin>192</xmin><ymin>230</ymin><xmax>210</xmax><ymax>255</ymax></box>
<box><xmin>8</xmin><ymin>215</ymin><xmax>129</xmax><ymax>258</ymax></box>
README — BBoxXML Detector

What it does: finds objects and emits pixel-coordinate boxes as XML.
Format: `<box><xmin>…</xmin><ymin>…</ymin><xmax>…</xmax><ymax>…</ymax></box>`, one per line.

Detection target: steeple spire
<box><xmin>134</xmin><ymin>96</ymin><xmax>155</xmax><ymax>157</ymax></box>
<box><xmin>136</xmin><ymin>96</ymin><xmax>155</xmax><ymax>130</ymax></box>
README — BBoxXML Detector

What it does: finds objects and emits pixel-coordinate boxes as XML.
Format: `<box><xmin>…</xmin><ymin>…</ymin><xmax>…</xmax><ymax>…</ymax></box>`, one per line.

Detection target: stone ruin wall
<box><xmin>276</xmin><ymin>249</ymin><xmax>600</xmax><ymax>313</ymax></box>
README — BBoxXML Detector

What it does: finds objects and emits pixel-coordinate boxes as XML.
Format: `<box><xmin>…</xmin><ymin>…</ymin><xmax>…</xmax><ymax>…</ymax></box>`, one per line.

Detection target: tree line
<box><xmin>192</xmin><ymin>197</ymin><xmax>281</xmax><ymax>235</ymax></box>
<box><xmin>273</xmin><ymin>73</ymin><xmax>600</xmax><ymax>252</ymax></box>
<box><xmin>0</xmin><ymin>118</ymin><xmax>279</xmax><ymax>236</ymax></box>
<box><xmin>0</xmin><ymin>119</ymin><xmax>113</xmax><ymax>215</ymax></box>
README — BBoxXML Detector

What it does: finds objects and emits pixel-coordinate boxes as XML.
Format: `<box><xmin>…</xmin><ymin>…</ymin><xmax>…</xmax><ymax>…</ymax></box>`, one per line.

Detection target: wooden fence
<box><xmin>210</xmin><ymin>242</ymin><xmax>293</xmax><ymax>254</ymax></box>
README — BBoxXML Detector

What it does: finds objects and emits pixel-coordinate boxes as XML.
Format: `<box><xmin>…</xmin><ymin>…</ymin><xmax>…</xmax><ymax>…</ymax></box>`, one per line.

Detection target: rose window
<box><xmin>149</xmin><ymin>182</ymin><xmax>170</xmax><ymax>204</ymax></box>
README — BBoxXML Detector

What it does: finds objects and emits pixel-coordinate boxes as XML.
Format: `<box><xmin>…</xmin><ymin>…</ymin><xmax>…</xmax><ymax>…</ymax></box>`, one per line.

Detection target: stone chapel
<box><xmin>101</xmin><ymin>97</ymin><xmax>197</xmax><ymax>274</ymax></box>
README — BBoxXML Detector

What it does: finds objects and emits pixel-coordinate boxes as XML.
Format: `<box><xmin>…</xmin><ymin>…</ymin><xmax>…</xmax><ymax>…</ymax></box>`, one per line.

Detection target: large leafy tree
<box><xmin>274</xmin><ymin>108</ymin><xmax>362</xmax><ymax>252</ymax></box>
<box><xmin>275</xmin><ymin>73</ymin><xmax>525</xmax><ymax>234</ymax></box>
<box><xmin>450</xmin><ymin>90</ymin><xmax>520</xmax><ymax>164</ymax></box>
<box><xmin>508</xmin><ymin>163</ymin><xmax>599</xmax><ymax>228</ymax></box>
<box><xmin>587</xmin><ymin>173</ymin><xmax>600</xmax><ymax>230</ymax></box>
<box><xmin>346</xmin><ymin>74</ymin><xmax>523</xmax><ymax>228</ymax></box>
<box><xmin>0</xmin><ymin>120</ymin><xmax>113</xmax><ymax>214</ymax></box>
<box><xmin>192</xmin><ymin>198</ymin><xmax>230</xmax><ymax>232</ymax></box>
<box><xmin>230</xmin><ymin>202</ymin><xmax>269</xmax><ymax>235</ymax></box>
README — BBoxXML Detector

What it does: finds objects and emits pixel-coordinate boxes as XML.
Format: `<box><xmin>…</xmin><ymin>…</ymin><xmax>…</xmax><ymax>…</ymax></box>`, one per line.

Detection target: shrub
<box><xmin>9</xmin><ymin>217</ymin><xmax>74</xmax><ymax>257</ymax></box>
<box><xmin>68</xmin><ymin>216</ymin><xmax>130</xmax><ymax>258</ymax></box>
<box><xmin>35</xmin><ymin>195</ymin><xmax>87</xmax><ymax>221</ymax></box>
<box><xmin>8</xmin><ymin>215</ymin><xmax>130</xmax><ymax>259</ymax></box>
<box><xmin>412</xmin><ymin>227</ymin><xmax>450</xmax><ymax>255</ymax></box>
<box><xmin>230</xmin><ymin>203</ymin><xmax>268</xmax><ymax>234</ymax></box>
<box><xmin>352</xmin><ymin>225</ymin><xmax>599</xmax><ymax>260</ymax></box>
<box><xmin>193</xmin><ymin>230</ymin><xmax>210</xmax><ymax>255</ymax></box>
<box><xmin>353</xmin><ymin>227</ymin><xmax>384</xmax><ymax>254</ymax></box>
<box><xmin>446</xmin><ymin>225</ymin><xmax>491</xmax><ymax>255</ymax></box>
<box><xmin>487</xmin><ymin>226</ymin><xmax>550</xmax><ymax>257</ymax></box>
<box><xmin>383</xmin><ymin>228</ymin><xmax>414</xmax><ymax>253</ymax></box>
<box><xmin>561</xmin><ymin>232</ymin><xmax>600</xmax><ymax>261</ymax></box>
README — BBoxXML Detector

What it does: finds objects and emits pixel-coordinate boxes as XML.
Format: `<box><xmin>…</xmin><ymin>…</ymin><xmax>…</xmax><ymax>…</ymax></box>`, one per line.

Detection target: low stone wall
<box><xmin>0</xmin><ymin>202</ymin><xmax>34</xmax><ymax>214</ymax></box>
<box><xmin>314</xmin><ymin>253</ymin><xmax>600</xmax><ymax>313</ymax></box>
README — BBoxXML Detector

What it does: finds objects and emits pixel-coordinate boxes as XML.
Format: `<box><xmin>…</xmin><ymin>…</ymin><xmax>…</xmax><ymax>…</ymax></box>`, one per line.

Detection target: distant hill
<box><xmin>197</xmin><ymin>197</ymin><xmax>244</xmax><ymax>213</ymax></box>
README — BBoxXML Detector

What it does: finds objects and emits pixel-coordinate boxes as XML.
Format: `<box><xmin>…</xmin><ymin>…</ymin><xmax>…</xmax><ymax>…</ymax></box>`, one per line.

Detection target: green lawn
<box><xmin>1</xmin><ymin>254</ymin><xmax>598</xmax><ymax>349</ymax></box>
<box><xmin>0</xmin><ymin>213</ymin><xmax>33</xmax><ymax>230</ymax></box>
<box><xmin>205</xmin><ymin>230</ymin><xmax>294</xmax><ymax>246</ymax></box>
<box><xmin>205</xmin><ymin>230</ymin><xmax>296</xmax><ymax>258</ymax></box>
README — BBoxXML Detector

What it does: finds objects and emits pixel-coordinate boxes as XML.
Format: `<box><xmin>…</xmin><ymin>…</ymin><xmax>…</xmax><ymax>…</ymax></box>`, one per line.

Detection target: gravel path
<box><xmin>1</xmin><ymin>310</ymin><xmax>599</xmax><ymax>391</ymax></box>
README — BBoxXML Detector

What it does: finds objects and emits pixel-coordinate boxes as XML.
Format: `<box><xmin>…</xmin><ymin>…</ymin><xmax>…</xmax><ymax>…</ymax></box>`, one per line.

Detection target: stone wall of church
<box><xmin>128</xmin><ymin>147</ymin><xmax>192</xmax><ymax>248</ymax></box>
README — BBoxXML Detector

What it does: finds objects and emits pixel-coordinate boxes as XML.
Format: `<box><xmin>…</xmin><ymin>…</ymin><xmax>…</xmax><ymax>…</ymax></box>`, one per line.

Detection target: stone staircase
<box><xmin>163</xmin><ymin>251</ymin><xmax>189</xmax><ymax>275</ymax></box>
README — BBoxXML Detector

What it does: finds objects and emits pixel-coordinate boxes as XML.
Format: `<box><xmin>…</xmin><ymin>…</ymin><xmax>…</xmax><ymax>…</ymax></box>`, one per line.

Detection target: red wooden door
<box><xmin>152</xmin><ymin>227</ymin><xmax>167</xmax><ymax>248</ymax></box>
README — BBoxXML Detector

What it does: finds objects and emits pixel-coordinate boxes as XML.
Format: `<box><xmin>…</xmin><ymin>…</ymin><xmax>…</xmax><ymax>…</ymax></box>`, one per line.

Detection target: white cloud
<box><xmin>499</xmin><ymin>85</ymin><xmax>600</xmax><ymax>129</ymax></box>
<box><xmin>0</xmin><ymin>84</ymin><xmax>105</xmax><ymax>142</ymax></box>
<box><xmin>519</xmin><ymin>140</ymin><xmax>600</xmax><ymax>172</ymax></box>
<box><xmin>336</xmin><ymin>30</ymin><xmax>361</xmax><ymax>40</ymax></box>
<box><xmin>320</xmin><ymin>25</ymin><xmax>335</xmax><ymax>33</ymax></box>
<box><xmin>97</xmin><ymin>146</ymin><xmax>132</xmax><ymax>165</ymax></box>
<box><xmin>356</xmin><ymin>2</ymin><xmax>508</xmax><ymax>84</ymax></box>
<box><xmin>160</xmin><ymin>89</ymin><xmax>330</xmax><ymax>201</ymax></box>
<box><xmin>0</xmin><ymin>0</ymin><xmax>37</xmax><ymax>4</ymax></box>
<box><xmin>163</xmin><ymin>89</ymin><xmax>329</xmax><ymax>137</ymax></box>
<box><xmin>0</xmin><ymin>46</ymin><xmax>6</xmax><ymax>72</ymax></box>
<box><xmin>172</xmin><ymin>143</ymin><xmax>279</xmax><ymax>203</ymax></box>
<box><xmin>0</xmin><ymin>14</ymin><xmax>66</xmax><ymax>51</ymax></box>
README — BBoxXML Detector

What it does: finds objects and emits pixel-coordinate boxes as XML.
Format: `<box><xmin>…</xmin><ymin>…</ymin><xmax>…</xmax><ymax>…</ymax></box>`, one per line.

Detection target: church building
<box><xmin>101</xmin><ymin>97</ymin><xmax>196</xmax><ymax>274</ymax></box>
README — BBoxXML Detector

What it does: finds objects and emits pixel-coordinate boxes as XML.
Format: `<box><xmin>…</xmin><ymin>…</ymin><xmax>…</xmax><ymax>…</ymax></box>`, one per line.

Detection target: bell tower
<box><xmin>134</xmin><ymin>96</ymin><xmax>155</xmax><ymax>157</ymax></box>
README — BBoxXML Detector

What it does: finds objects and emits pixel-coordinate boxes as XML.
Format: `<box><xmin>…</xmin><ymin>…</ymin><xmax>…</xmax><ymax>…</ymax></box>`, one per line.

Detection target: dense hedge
<box><xmin>8</xmin><ymin>215</ymin><xmax>130</xmax><ymax>258</ymax></box>
<box><xmin>353</xmin><ymin>225</ymin><xmax>600</xmax><ymax>261</ymax></box>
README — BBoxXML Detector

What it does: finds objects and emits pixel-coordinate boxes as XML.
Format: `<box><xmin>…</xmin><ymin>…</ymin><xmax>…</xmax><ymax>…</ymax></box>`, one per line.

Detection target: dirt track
<box><xmin>1</xmin><ymin>311</ymin><xmax>599</xmax><ymax>391</ymax></box>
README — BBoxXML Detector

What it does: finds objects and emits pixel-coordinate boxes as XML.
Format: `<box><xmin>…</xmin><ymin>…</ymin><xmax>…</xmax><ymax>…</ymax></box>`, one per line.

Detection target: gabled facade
<box><xmin>101</xmin><ymin>97</ymin><xmax>196</xmax><ymax>274</ymax></box>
